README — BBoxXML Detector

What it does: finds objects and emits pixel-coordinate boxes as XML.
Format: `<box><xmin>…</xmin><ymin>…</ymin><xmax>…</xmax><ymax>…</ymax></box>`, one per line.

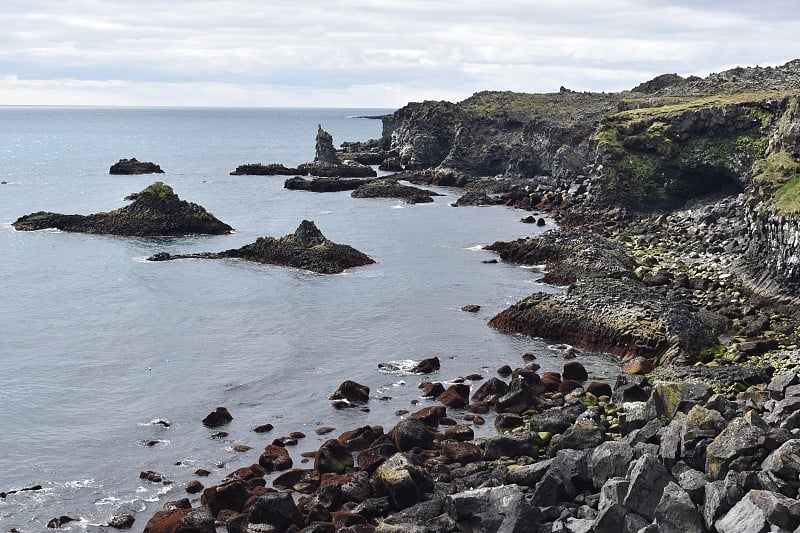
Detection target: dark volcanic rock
<box><xmin>284</xmin><ymin>176</ymin><xmax>374</xmax><ymax>192</ymax></box>
<box><xmin>109</xmin><ymin>158</ymin><xmax>164</xmax><ymax>174</ymax></box>
<box><xmin>13</xmin><ymin>182</ymin><xmax>232</xmax><ymax>236</ymax></box>
<box><xmin>489</xmin><ymin>277</ymin><xmax>718</xmax><ymax>365</ymax></box>
<box><xmin>314</xmin><ymin>124</ymin><xmax>343</xmax><ymax>165</ymax></box>
<box><xmin>202</xmin><ymin>407</ymin><xmax>233</xmax><ymax>428</ymax></box>
<box><xmin>350</xmin><ymin>178</ymin><xmax>441</xmax><ymax>203</ymax></box>
<box><xmin>148</xmin><ymin>220</ymin><xmax>375</xmax><ymax>274</ymax></box>
<box><xmin>330</xmin><ymin>380</ymin><xmax>371</xmax><ymax>406</ymax></box>
<box><xmin>230</xmin><ymin>163</ymin><xmax>301</xmax><ymax>175</ymax></box>
<box><xmin>486</xmin><ymin>229</ymin><xmax>636</xmax><ymax>285</ymax></box>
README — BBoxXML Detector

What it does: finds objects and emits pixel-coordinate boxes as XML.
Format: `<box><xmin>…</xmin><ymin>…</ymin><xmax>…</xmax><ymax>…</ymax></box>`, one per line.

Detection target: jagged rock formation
<box><xmin>148</xmin><ymin>220</ymin><xmax>374</xmax><ymax>274</ymax></box>
<box><xmin>350</xmin><ymin>179</ymin><xmax>441</xmax><ymax>204</ymax></box>
<box><xmin>109</xmin><ymin>158</ymin><xmax>164</xmax><ymax>174</ymax></box>
<box><xmin>284</xmin><ymin>176</ymin><xmax>374</xmax><ymax>192</ymax></box>
<box><xmin>314</xmin><ymin>124</ymin><xmax>342</xmax><ymax>165</ymax></box>
<box><xmin>230</xmin><ymin>163</ymin><xmax>300</xmax><ymax>175</ymax></box>
<box><xmin>12</xmin><ymin>182</ymin><xmax>232</xmax><ymax>236</ymax></box>
<box><xmin>489</xmin><ymin>276</ymin><xmax>718</xmax><ymax>365</ymax></box>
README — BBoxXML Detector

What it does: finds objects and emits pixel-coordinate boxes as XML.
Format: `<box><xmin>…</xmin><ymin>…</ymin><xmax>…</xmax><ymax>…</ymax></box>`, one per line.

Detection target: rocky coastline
<box><xmin>15</xmin><ymin>60</ymin><xmax>800</xmax><ymax>531</ymax></box>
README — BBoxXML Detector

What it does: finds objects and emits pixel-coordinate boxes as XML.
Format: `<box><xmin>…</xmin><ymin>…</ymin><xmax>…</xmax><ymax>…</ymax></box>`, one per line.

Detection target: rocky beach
<box><xmin>7</xmin><ymin>61</ymin><xmax>800</xmax><ymax>532</ymax></box>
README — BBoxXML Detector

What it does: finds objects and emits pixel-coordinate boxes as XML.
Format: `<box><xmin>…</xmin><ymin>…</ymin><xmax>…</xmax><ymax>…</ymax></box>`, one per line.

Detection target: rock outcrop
<box><xmin>148</xmin><ymin>220</ymin><xmax>374</xmax><ymax>274</ymax></box>
<box><xmin>12</xmin><ymin>182</ymin><xmax>232</xmax><ymax>236</ymax></box>
<box><xmin>109</xmin><ymin>158</ymin><xmax>164</xmax><ymax>174</ymax></box>
<box><xmin>350</xmin><ymin>178</ymin><xmax>441</xmax><ymax>204</ymax></box>
<box><xmin>284</xmin><ymin>176</ymin><xmax>374</xmax><ymax>192</ymax></box>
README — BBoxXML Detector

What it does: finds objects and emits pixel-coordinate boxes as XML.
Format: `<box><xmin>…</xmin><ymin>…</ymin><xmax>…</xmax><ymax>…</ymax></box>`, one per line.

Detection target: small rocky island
<box><xmin>109</xmin><ymin>158</ymin><xmax>164</xmax><ymax>174</ymax></box>
<box><xmin>12</xmin><ymin>182</ymin><xmax>232</xmax><ymax>236</ymax></box>
<box><xmin>231</xmin><ymin>125</ymin><xmax>377</xmax><ymax>178</ymax></box>
<box><xmin>148</xmin><ymin>220</ymin><xmax>375</xmax><ymax>274</ymax></box>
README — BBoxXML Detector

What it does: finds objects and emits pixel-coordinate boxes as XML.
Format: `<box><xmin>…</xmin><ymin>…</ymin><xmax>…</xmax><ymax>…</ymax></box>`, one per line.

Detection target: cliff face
<box><xmin>380</xmin><ymin>60</ymin><xmax>800</xmax><ymax>296</ymax></box>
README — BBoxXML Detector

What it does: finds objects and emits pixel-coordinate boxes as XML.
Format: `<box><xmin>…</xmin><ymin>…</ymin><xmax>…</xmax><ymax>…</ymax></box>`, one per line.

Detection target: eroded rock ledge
<box><xmin>109</xmin><ymin>158</ymin><xmax>164</xmax><ymax>175</ymax></box>
<box><xmin>12</xmin><ymin>182</ymin><xmax>232</xmax><ymax>236</ymax></box>
<box><xmin>148</xmin><ymin>220</ymin><xmax>374</xmax><ymax>274</ymax></box>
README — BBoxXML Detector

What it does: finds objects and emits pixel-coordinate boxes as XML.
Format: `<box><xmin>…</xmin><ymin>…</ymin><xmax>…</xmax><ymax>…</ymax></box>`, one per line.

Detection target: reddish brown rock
<box><xmin>559</xmin><ymin>379</ymin><xmax>583</xmax><ymax>395</ymax></box>
<box><xmin>201</xmin><ymin>480</ymin><xmax>250</xmax><ymax>517</ymax></box>
<box><xmin>410</xmin><ymin>357</ymin><xmax>441</xmax><ymax>374</ymax></box>
<box><xmin>330</xmin><ymin>380</ymin><xmax>370</xmax><ymax>406</ymax></box>
<box><xmin>316</xmin><ymin>427</ymin><xmax>336</xmax><ymax>435</ymax></box>
<box><xmin>252</xmin><ymin>423</ymin><xmax>273</xmax><ymax>433</ymax></box>
<box><xmin>314</xmin><ymin>439</ymin><xmax>354</xmax><ymax>474</ymax></box>
<box><xmin>442</xmin><ymin>442</ymin><xmax>483</xmax><ymax>464</ymax></box>
<box><xmin>259</xmin><ymin>444</ymin><xmax>293</xmax><ymax>472</ymax></box>
<box><xmin>338</xmin><ymin>425</ymin><xmax>384</xmax><ymax>452</ymax></box>
<box><xmin>436</xmin><ymin>384</ymin><xmax>471</xmax><ymax>408</ymax></box>
<box><xmin>443</xmin><ymin>424</ymin><xmax>475</xmax><ymax>441</ymax></box>
<box><xmin>390</xmin><ymin>418</ymin><xmax>434</xmax><ymax>451</ymax></box>
<box><xmin>622</xmin><ymin>356</ymin><xmax>655</xmax><ymax>375</ymax></box>
<box><xmin>142</xmin><ymin>500</ymin><xmax>215</xmax><ymax>533</ymax></box>
<box><xmin>465</xmin><ymin>401</ymin><xmax>491</xmax><ymax>414</ymax></box>
<box><xmin>562</xmin><ymin>361</ymin><xmax>588</xmax><ymax>382</ymax></box>
<box><xmin>272</xmin><ymin>469</ymin><xmax>321</xmax><ymax>490</ymax></box>
<box><xmin>497</xmin><ymin>364</ymin><xmax>513</xmax><ymax>376</ymax></box>
<box><xmin>541</xmin><ymin>371</ymin><xmax>562</xmax><ymax>392</ymax></box>
<box><xmin>202</xmin><ymin>407</ymin><xmax>233</xmax><ymax>428</ymax></box>
<box><xmin>585</xmin><ymin>381</ymin><xmax>613</xmax><ymax>398</ymax></box>
<box><xmin>185</xmin><ymin>480</ymin><xmax>204</xmax><ymax>494</ymax></box>
<box><xmin>471</xmin><ymin>377</ymin><xmax>509</xmax><ymax>404</ymax></box>
<box><xmin>409</xmin><ymin>406</ymin><xmax>447</xmax><ymax>427</ymax></box>
<box><xmin>495</xmin><ymin>413</ymin><xmax>524</xmax><ymax>430</ymax></box>
<box><xmin>419</xmin><ymin>381</ymin><xmax>445</xmax><ymax>398</ymax></box>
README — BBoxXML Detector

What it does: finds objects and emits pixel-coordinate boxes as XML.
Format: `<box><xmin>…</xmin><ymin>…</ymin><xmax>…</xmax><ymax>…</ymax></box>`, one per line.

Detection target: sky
<box><xmin>0</xmin><ymin>0</ymin><xmax>798</xmax><ymax>108</ymax></box>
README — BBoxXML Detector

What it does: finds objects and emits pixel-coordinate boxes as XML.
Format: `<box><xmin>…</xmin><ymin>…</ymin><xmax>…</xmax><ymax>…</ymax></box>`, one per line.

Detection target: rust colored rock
<box><xmin>316</xmin><ymin>426</ymin><xmax>336</xmax><ymax>435</ymax></box>
<box><xmin>202</xmin><ymin>407</ymin><xmax>233</xmax><ymax>428</ymax></box>
<box><xmin>465</xmin><ymin>401</ymin><xmax>490</xmax><ymax>414</ymax></box>
<box><xmin>194</xmin><ymin>469</ymin><xmax>211</xmax><ymax>477</ymax></box>
<box><xmin>259</xmin><ymin>444</ymin><xmax>293</xmax><ymax>472</ymax></box>
<box><xmin>419</xmin><ymin>381</ymin><xmax>445</xmax><ymax>398</ymax></box>
<box><xmin>142</xmin><ymin>503</ymin><xmax>215</xmax><ymax>533</ymax></box>
<box><xmin>272</xmin><ymin>469</ymin><xmax>321</xmax><ymax>490</ymax></box>
<box><xmin>338</xmin><ymin>425</ymin><xmax>384</xmax><ymax>452</ymax></box>
<box><xmin>201</xmin><ymin>480</ymin><xmax>250</xmax><ymax>517</ymax></box>
<box><xmin>436</xmin><ymin>384</ymin><xmax>471</xmax><ymax>408</ymax></box>
<box><xmin>411</xmin><ymin>356</ymin><xmax>441</xmax><ymax>374</ymax></box>
<box><xmin>252</xmin><ymin>423</ymin><xmax>273</xmax><ymax>433</ymax></box>
<box><xmin>622</xmin><ymin>356</ymin><xmax>655</xmax><ymax>375</ymax></box>
<box><xmin>443</xmin><ymin>424</ymin><xmax>475</xmax><ymax>441</ymax></box>
<box><xmin>409</xmin><ymin>406</ymin><xmax>447</xmax><ymax>427</ymax></box>
<box><xmin>562</xmin><ymin>361</ymin><xmax>588</xmax><ymax>382</ymax></box>
<box><xmin>497</xmin><ymin>364</ymin><xmax>513</xmax><ymax>376</ymax></box>
<box><xmin>332</xmin><ymin>511</ymin><xmax>368</xmax><ymax>528</ymax></box>
<box><xmin>320</xmin><ymin>471</ymin><xmax>371</xmax><ymax>504</ymax></box>
<box><xmin>442</xmin><ymin>441</ymin><xmax>484</xmax><ymax>464</ymax></box>
<box><xmin>471</xmin><ymin>377</ymin><xmax>509</xmax><ymax>404</ymax></box>
<box><xmin>185</xmin><ymin>480</ymin><xmax>204</xmax><ymax>494</ymax></box>
<box><xmin>540</xmin><ymin>372</ymin><xmax>562</xmax><ymax>392</ymax></box>
<box><xmin>559</xmin><ymin>379</ymin><xmax>583</xmax><ymax>395</ymax></box>
<box><xmin>314</xmin><ymin>439</ymin><xmax>354</xmax><ymax>474</ymax></box>
<box><xmin>439</xmin><ymin>416</ymin><xmax>457</xmax><ymax>426</ymax></box>
<box><xmin>356</xmin><ymin>453</ymin><xmax>386</xmax><ymax>474</ymax></box>
<box><xmin>585</xmin><ymin>381</ymin><xmax>612</xmax><ymax>398</ymax></box>
<box><xmin>330</xmin><ymin>380</ymin><xmax>370</xmax><ymax>406</ymax></box>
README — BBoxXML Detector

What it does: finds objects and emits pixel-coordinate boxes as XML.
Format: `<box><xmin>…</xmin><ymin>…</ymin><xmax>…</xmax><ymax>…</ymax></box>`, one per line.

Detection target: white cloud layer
<box><xmin>0</xmin><ymin>0</ymin><xmax>797</xmax><ymax>107</ymax></box>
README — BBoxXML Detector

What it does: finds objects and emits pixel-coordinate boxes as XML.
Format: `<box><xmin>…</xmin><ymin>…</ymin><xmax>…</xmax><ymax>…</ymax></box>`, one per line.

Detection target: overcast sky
<box><xmin>0</xmin><ymin>0</ymin><xmax>797</xmax><ymax>108</ymax></box>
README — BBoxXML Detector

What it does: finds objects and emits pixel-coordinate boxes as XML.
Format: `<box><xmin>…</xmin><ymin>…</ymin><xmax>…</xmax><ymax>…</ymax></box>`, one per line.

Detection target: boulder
<box><xmin>563</xmin><ymin>361</ymin><xmax>589</xmax><ymax>382</ymax></box>
<box><xmin>409</xmin><ymin>406</ymin><xmax>447</xmax><ymax>427</ymax></box>
<box><xmin>549</xmin><ymin>419</ymin><xmax>607</xmax><ymax>453</ymax></box>
<box><xmin>442</xmin><ymin>441</ymin><xmax>483</xmax><ymax>464</ymax></box>
<box><xmin>471</xmin><ymin>377</ymin><xmax>509</xmax><ymax>404</ymax></box>
<box><xmin>314</xmin><ymin>439</ymin><xmax>354</xmax><ymax>474</ymax></box>
<box><xmin>338</xmin><ymin>425</ymin><xmax>384</xmax><ymax>452</ymax></box>
<box><xmin>706</xmin><ymin>411</ymin><xmax>773</xmax><ymax>480</ymax></box>
<box><xmin>623</xmin><ymin>454</ymin><xmax>674</xmax><ymax>521</ymax></box>
<box><xmin>149</xmin><ymin>220</ymin><xmax>375</xmax><ymax>275</ymax></box>
<box><xmin>410</xmin><ymin>357</ymin><xmax>440</xmax><ymax>374</ymax></box>
<box><xmin>530</xmin><ymin>449</ymin><xmax>591</xmax><ymax>507</ymax></box>
<box><xmin>247</xmin><ymin>491</ymin><xmax>304</xmax><ymax>530</ymax></box>
<box><xmin>142</xmin><ymin>501</ymin><xmax>215</xmax><ymax>533</ymax></box>
<box><xmin>654</xmin><ymin>482</ymin><xmax>703</xmax><ymax>533</ymax></box>
<box><xmin>483</xmin><ymin>434</ymin><xmax>538</xmax><ymax>460</ymax></box>
<box><xmin>110</xmin><ymin>158</ymin><xmax>164</xmax><ymax>174</ymax></box>
<box><xmin>530</xmin><ymin>403</ymin><xmax>587</xmax><ymax>435</ymax></box>
<box><xmin>760</xmin><ymin>439</ymin><xmax>800</xmax><ymax>490</ymax></box>
<box><xmin>390</xmin><ymin>418</ymin><xmax>434</xmax><ymax>451</ymax></box>
<box><xmin>330</xmin><ymin>380</ymin><xmax>371</xmax><ymax>405</ymax></box>
<box><xmin>589</xmin><ymin>440</ymin><xmax>636</xmax><ymax>489</ymax></box>
<box><xmin>447</xmin><ymin>484</ymin><xmax>540</xmax><ymax>533</ymax></box>
<box><xmin>715</xmin><ymin>489</ymin><xmax>800</xmax><ymax>532</ymax></box>
<box><xmin>201</xmin><ymin>407</ymin><xmax>233</xmax><ymax>428</ymax></box>
<box><xmin>436</xmin><ymin>384</ymin><xmax>470</xmax><ymax>408</ymax></box>
<box><xmin>259</xmin><ymin>444</ymin><xmax>293</xmax><ymax>471</ymax></box>
<box><xmin>15</xmin><ymin>182</ymin><xmax>232</xmax><ymax>236</ymax></box>
<box><xmin>372</xmin><ymin>453</ymin><xmax>433</xmax><ymax>510</ymax></box>
<box><xmin>200</xmin><ymin>480</ymin><xmax>250</xmax><ymax>516</ymax></box>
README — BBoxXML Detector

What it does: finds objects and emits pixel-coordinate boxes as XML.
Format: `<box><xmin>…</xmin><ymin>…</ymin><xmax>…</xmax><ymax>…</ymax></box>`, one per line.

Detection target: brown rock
<box><xmin>562</xmin><ymin>361</ymin><xmax>588</xmax><ymax>382</ymax></box>
<box><xmin>390</xmin><ymin>418</ymin><xmax>434</xmax><ymax>451</ymax></box>
<box><xmin>585</xmin><ymin>381</ymin><xmax>612</xmax><ymax>398</ymax></box>
<box><xmin>443</xmin><ymin>424</ymin><xmax>475</xmax><ymax>441</ymax></box>
<box><xmin>201</xmin><ymin>480</ymin><xmax>250</xmax><ymax>516</ymax></box>
<box><xmin>419</xmin><ymin>381</ymin><xmax>445</xmax><ymax>398</ymax></box>
<box><xmin>330</xmin><ymin>380</ymin><xmax>370</xmax><ymax>406</ymax></box>
<box><xmin>142</xmin><ymin>502</ymin><xmax>215</xmax><ymax>533</ymax></box>
<box><xmin>338</xmin><ymin>425</ymin><xmax>384</xmax><ymax>452</ymax></box>
<box><xmin>436</xmin><ymin>384</ymin><xmax>471</xmax><ymax>408</ymax></box>
<box><xmin>259</xmin><ymin>444</ymin><xmax>293</xmax><ymax>472</ymax></box>
<box><xmin>409</xmin><ymin>406</ymin><xmax>447</xmax><ymax>427</ymax></box>
<box><xmin>314</xmin><ymin>439</ymin><xmax>354</xmax><ymax>474</ymax></box>
<box><xmin>202</xmin><ymin>407</ymin><xmax>233</xmax><ymax>428</ymax></box>
<box><xmin>272</xmin><ymin>469</ymin><xmax>321</xmax><ymax>490</ymax></box>
<box><xmin>541</xmin><ymin>371</ymin><xmax>562</xmax><ymax>392</ymax></box>
<box><xmin>559</xmin><ymin>379</ymin><xmax>583</xmax><ymax>395</ymax></box>
<box><xmin>411</xmin><ymin>357</ymin><xmax>441</xmax><ymax>374</ymax></box>
<box><xmin>497</xmin><ymin>364</ymin><xmax>513</xmax><ymax>376</ymax></box>
<box><xmin>471</xmin><ymin>377</ymin><xmax>510</xmax><ymax>404</ymax></box>
<box><xmin>252</xmin><ymin>423</ymin><xmax>273</xmax><ymax>433</ymax></box>
<box><xmin>185</xmin><ymin>480</ymin><xmax>204</xmax><ymax>494</ymax></box>
<box><xmin>442</xmin><ymin>442</ymin><xmax>483</xmax><ymax>464</ymax></box>
<box><xmin>495</xmin><ymin>413</ymin><xmax>524</xmax><ymax>430</ymax></box>
<box><xmin>622</xmin><ymin>356</ymin><xmax>655</xmax><ymax>375</ymax></box>
<box><xmin>316</xmin><ymin>427</ymin><xmax>336</xmax><ymax>435</ymax></box>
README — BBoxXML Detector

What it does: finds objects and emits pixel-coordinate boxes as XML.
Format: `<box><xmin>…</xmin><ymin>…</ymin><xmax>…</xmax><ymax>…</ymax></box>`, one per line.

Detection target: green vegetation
<box><xmin>752</xmin><ymin>150</ymin><xmax>800</xmax><ymax>215</ymax></box>
<box><xmin>139</xmin><ymin>182</ymin><xmax>177</xmax><ymax>201</ymax></box>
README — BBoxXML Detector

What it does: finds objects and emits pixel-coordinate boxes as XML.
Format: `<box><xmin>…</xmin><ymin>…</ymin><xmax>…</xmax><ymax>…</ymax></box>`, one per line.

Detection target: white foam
<box><xmin>377</xmin><ymin>359</ymin><xmax>417</xmax><ymax>374</ymax></box>
<box><xmin>390</xmin><ymin>204</ymin><xmax>404</xmax><ymax>210</ymax></box>
<box><xmin>466</xmin><ymin>244</ymin><xmax>484</xmax><ymax>251</ymax></box>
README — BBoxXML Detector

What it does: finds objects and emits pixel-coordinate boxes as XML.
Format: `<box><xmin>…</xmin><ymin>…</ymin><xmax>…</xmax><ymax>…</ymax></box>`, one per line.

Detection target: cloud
<box><xmin>0</xmin><ymin>0</ymin><xmax>797</xmax><ymax>106</ymax></box>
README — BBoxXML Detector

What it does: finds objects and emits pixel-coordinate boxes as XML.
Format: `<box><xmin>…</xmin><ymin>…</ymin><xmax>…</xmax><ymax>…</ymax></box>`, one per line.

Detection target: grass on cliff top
<box><xmin>753</xmin><ymin>150</ymin><xmax>800</xmax><ymax>215</ymax></box>
<box><xmin>612</xmin><ymin>90</ymin><xmax>792</xmax><ymax>121</ymax></box>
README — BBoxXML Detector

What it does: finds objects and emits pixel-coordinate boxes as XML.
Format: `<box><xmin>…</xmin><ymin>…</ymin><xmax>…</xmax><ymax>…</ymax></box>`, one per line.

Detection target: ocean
<box><xmin>0</xmin><ymin>107</ymin><xmax>619</xmax><ymax>531</ymax></box>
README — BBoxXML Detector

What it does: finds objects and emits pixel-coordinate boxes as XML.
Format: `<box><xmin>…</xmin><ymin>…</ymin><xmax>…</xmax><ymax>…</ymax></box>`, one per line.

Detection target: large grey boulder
<box><xmin>447</xmin><ymin>484</ymin><xmax>541</xmax><ymax>533</ymax></box>
<box><xmin>761</xmin><ymin>439</ymin><xmax>800</xmax><ymax>493</ymax></box>
<box><xmin>530</xmin><ymin>449</ymin><xmax>591</xmax><ymax>507</ymax></box>
<box><xmin>589</xmin><ymin>440</ymin><xmax>635</xmax><ymax>488</ymax></box>
<box><xmin>705</xmin><ymin>411</ymin><xmax>771</xmax><ymax>480</ymax></box>
<box><xmin>623</xmin><ymin>453</ymin><xmax>675</xmax><ymax>521</ymax></box>
<box><xmin>372</xmin><ymin>453</ymin><xmax>433</xmax><ymax>510</ymax></box>
<box><xmin>654</xmin><ymin>482</ymin><xmax>703</xmax><ymax>533</ymax></box>
<box><xmin>715</xmin><ymin>489</ymin><xmax>800</xmax><ymax>532</ymax></box>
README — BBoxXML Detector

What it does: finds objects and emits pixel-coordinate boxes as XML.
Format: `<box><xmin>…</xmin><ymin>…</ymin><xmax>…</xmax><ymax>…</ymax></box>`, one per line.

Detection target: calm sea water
<box><xmin>0</xmin><ymin>107</ymin><xmax>619</xmax><ymax>531</ymax></box>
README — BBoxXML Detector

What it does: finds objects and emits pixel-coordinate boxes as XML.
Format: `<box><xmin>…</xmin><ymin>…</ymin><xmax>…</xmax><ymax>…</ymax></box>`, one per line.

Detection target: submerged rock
<box><xmin>351</xmin><ymin>178</ymin><xmax>441</xmax><ymax>203</ymax></box>
<box><xmin>284</xmin><ymin>176</ymin><xmax>374</xmax><ymax>192</ymax></box>
<box><xmin>109</xmin><ymin>158</ymin><xmax>164</xmax><ymax>174</ymax></box>
<box><xmin>13</xmin><ymin>182</ymin><xmax>233</xmax><ymax>236</ymax></box>
<box><xmin>230</xmin><ymin>163</ymin><xmax>301</xmax><ymax>175</ymax></box>
<box><xmin>148</xmin><ymin>220</ymin><xmax>375</xmax><ymax>274</ymax></box>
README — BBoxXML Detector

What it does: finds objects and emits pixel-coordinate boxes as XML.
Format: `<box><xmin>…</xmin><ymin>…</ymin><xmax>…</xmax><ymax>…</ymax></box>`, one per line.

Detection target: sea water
<box><xmin>0</xmin><ymin>107</ymin><xmax>619</xmax><ymax>531</ymax></box>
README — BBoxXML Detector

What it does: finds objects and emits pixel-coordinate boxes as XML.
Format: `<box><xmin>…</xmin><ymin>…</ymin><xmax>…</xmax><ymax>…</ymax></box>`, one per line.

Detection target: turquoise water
<box><xmin>0</xmin><ymin>107</ymin><xmax>617</xmax><ymax>531</ymax></box>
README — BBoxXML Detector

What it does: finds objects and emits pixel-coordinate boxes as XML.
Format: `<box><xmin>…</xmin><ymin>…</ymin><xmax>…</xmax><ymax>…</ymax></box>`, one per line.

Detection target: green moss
<box><xmin>752</xmin><ymin>150</ymin><xmax>800</xmax><ymax>215</ymax></box>
<box><xmin>139</xmin><ymin>181</ymin><xmax>177</xmax><ymax>201</ymax></box>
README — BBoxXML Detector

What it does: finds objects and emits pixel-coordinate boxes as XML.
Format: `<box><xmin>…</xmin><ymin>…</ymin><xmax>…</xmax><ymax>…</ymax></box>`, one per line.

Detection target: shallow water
<box><xmin>0</xmin><ymin>107</ymin><xmax>619</xmax><ymax>531</ymax></box>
